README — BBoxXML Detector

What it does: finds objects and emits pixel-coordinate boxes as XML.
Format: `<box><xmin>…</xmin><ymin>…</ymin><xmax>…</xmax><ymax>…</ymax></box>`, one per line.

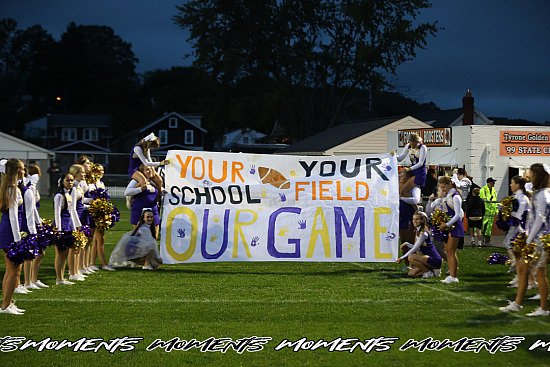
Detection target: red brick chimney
<box><xmin>462</xmin><ymin>89</ymin><xmax>474</xmax><ymax>126</ymax></box>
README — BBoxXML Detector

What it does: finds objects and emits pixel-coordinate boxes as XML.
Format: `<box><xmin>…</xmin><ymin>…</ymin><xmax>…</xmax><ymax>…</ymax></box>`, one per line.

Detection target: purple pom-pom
<box><xmin>487</xmin><ymin>252</ymin><xmax>509</xmax><ymax>265</ymax></box>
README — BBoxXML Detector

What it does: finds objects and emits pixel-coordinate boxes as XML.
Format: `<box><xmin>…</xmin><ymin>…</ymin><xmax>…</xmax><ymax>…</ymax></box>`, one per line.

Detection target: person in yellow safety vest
<box><xmin>479</xmin><ymin>177</ymin><xmax>498</xmax><ymax>244</ymax></box>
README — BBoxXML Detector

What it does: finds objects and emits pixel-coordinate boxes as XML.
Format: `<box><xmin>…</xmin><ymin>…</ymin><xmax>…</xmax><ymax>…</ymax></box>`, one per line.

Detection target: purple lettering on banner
<box><xmin>268</xmin><ymin>207</ymin><xmax>302</xmax><ymax>258</ymax></box>
<box><xmin>201</xmin><ymin>209</ymin><xmax>230</xmax><ymax>259</ymax></box>
<box><xmin>334</xmin><ymin>207</ymin><xmax>365</xmax><ymax>258</ymax></box>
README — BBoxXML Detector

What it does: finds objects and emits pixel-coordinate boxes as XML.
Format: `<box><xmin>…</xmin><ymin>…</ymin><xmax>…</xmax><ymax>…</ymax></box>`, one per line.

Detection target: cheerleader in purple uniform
<box><xmin>504</xmin><ymin>176</ymin><xmax>531</xmax><ymax>288</ymax></box>
<box><xmin>17</xmin><ymin>173</ymin><xmax>41</xmax><ymax>293</ymax></box>
<box><xmin>0</xmin><ymin>158</ymin><xmax>26</xmax><ymax>314</ymax></box>
<box><xmin>437</xmin><ymin>176</ymin><xmax>464</xmax><ymax>284</ymax></box>
<box><xmin>69</xmin><ymin>164</ymin><xmax>91</xmax><ymax>280</ymax></box>
<box><xmin>391</xmin><ymin>133</ymin><xmax>427</xmax><ymax>196</ymax></box>
<box><xmin>125</xmin><ymin>164</ymin><xmax>160</xmax><ymax>239</ymax></box>
<box><xmin>53</xmin><ymin>172</ymin><xmax>82</xmax><ymax>285</ymax></box>
<box><xmin>88</xmin><ymin>164</ymin><xmax>114</xmax><ymax>271</ymax></box>
<box><xmin>75</xmin><ymin>155</ymin><xmax>97</xmax><ymax>273</ymax></box>
<box><xmin>500</xmin><ymin>164</ymin><xmax>550</xmax><ymax>316</ymax></box>
<box><xmin>398</xmin><ymin>170</ymin><xmax>420</xmax><ymax>269</ymax></box>
<box><xmin>128</xmin><ymin>133</ymin><xmax>169</xmax><ymax>194</ymax></box>
<box><xmin>26</xmin><ymin>163</ymin><xmax>48</xmax><ymax>288</ymax></box>
<box><xmin>396</xmin><ymin>211</ymin><xmax>442</xmax><ymax>278</ymax></box>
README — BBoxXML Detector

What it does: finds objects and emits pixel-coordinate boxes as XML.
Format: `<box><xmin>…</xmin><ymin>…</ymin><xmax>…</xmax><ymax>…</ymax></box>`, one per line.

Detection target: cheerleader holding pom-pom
<box><xmin>68</xmin><ymin>164</ymin><xmax>92</xmax><ymax>280</ymax></box>
<box><xmin>53</xmin><ymin>172</ymin><xmax>82</xmax><ymax>286</ymax></box>
<box><xmin>499</xmin><ymin>164</ymin><xmax>550</xmax><ymax>316</ymax></box>
<box><xmin>395</xmin><ymin>211</ymin><xmax>442</xmax><ymax>278</ymax></box>
<box><xmin>26</xmin><ymin>164</ymin><xmax>49</xmax><ymax>289</ymax></box>
<box><xmin>15</xmin><ymin>167</ymin><xmax>42</xmax><ymax>294</ymax></box>
<box><xmin>500</xmin><ymin>176</ymin><xmax>532</xmax><ymax>289</ymax></box>
<box><xmin>0</xmin><ymin>158</ymin><xmax>27</xmax><ymax>314</ymax></box>
<box><xmin>128</xmin><ymin>133</ymin><xmax>170</xmax><ymax>193</ymax></box>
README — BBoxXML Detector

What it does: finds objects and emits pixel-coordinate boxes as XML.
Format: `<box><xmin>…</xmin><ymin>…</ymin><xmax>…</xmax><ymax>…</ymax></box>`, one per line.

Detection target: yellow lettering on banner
<box><xmin>165</xmin><ymin>207</ymin><xmax>198</xmax><ymax>262</ymax></box>
<box><xmin>233</xmin><ymin>210</ymin><xmax>257</xmax><ymax>258</ymax></box>
<box><xmin>374</xmin><ymin>207</ymin><xmax>392</xmax><ymax>259</ymax></box>
<box><xmin>306</xmin><ymin>207</ymin><xmax>331</xmax><ymax>258</ymax></box>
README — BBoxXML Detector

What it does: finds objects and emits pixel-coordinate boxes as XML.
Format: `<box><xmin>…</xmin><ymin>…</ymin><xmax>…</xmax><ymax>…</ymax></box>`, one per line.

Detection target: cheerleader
<box><xmin>53</xmin><ymin>172</ymin><xmax>81</xmax><ymax>285</ymax></box>
<box><xmin>74</xmin><ymin>156</ymin><xmax>95</xmax><ymax>274</ymax></box>
<box><xmin>398</xmin><ymin>169</ymin><xmax>420</xmax><ymax>269</ymax></box>
<box><xmin>503</xmin><ymin>176</ymin><xmax>531</xmax><ymax>287</ymax></box>
<box><xmin>437</xmin><ymin>176</ymin><xmax>464</xmax><ymax>284</ymax></box>
<box><xmin>109</xmin><ymin>209</ymin><xmax>162</xmax><ymax>270</ymax></box>
<box><xmin>391</xmin><ymin>133</ymin><xmax>427</xmax><ymax>196</ymax></box>
<box><xmin>0</xmin><ymin>158</ymin><xmax>26</xmax><ymax>314</ymax></box>
<box><xmin>125</xmin><ymin>164</ymin><xmax>161</xmax><ymax>239</ymax></box>
<box><xmin>128</xmin><ymin>133</ymin><xmax>169</xmax><ymax>192</ymax></box>
<box><xmin>395</xmin><ymin>211</ymin><xmax>442</xmax><ymax>278</ymax></box>
<box><xmin>17</xmin><ymin>169</ymin><xmax>42</xmax><ymax>293</ymax></box>
<box><xmin>500</xmin><ymin>164</ymin><xmax>549</xmax><ymax>316</ymax></box>
<box><xmin>27</xmin><ymin>164</ymin><xmax>48</xmax><ymax>288</ymax></box>
<box><xmin>88</xmin><ymin>164</ymin><xmax>115</xmax><ymax>271</ymax></box>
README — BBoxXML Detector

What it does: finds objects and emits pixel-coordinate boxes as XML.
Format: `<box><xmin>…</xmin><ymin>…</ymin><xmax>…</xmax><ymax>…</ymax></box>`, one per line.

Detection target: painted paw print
<box><xmin>249</xmin><ymin>165</ymin><xmax>256</xmax><ymax>175</ymax></box>
<box><xmin>177</xmin><ymin>228</ymin><xmax>186</xmax><ymax>238</ymax></box>
<box><xmin>279</xmin><ymin>226</ymin><xmax>290</xmax><ymax>236</ymax></box>
<box><xmin>298</xmin><ymin>220</ymin><xmax>306</xmax><ymax>229</ymax></box>
<box><xmin>260</xmin><ymin>186</ymin><xmax>268</xmax><ymax>197</ymax></box>
<box><xmin>212</xmin><ymin>215</ymin><xmax>220</xmax><ymax>223</ymax></box>
<box><xmin>347</xmin><ymin>242</ymin><xmax>354</xmax><ymax>250</ymax></box>
<box><xmin>290</xmin><ymin>170</ymin><xmax>301</xmax><ymax>178</ymax></box>
<box><xmin>381</xmin><ymin>162</ymin><xmax>392</xmax><ymax>172</ymax></box>
<box><xmin>210</xmin><ymin>234</ymin><xmax>219</xmax><ymax>243</ymax></box>
<box><xmin>378</xmin><ymin>187</ymin><xmax>388</xmax><ymax>196</ymax></box>
<box><xmin>385</xmin><ymin>233</ymin><xmax>396</xmax><ymax>241</ymax></box>
<box><xmin>250</xmin><ymin>236</ymin><xmax>260</xmax><ymax>247</ymax></box>
<box><xmin>279</xmin><ymin>193</ymin><xmax>287</xmax><ymax>202</ymax></box>
<box><xmin>203</xmin><ymin>180</ymin><xmax>212</xmax><ymax>187</ymax></box>
<box><xmin>345</xmin><ymin>185</ymin><xmax>352</xmax><ymax>193</ymax></box>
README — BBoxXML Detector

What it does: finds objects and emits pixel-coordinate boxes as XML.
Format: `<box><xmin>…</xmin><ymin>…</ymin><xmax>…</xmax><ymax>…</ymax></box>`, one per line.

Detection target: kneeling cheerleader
<box><xmin>396</xmin><ymin>211</ymin><xmax>442</xmax><ymax>278</ymax></box>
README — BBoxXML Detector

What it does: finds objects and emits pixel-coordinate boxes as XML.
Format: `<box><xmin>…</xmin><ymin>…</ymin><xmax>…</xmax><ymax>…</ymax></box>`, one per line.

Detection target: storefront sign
<box><xmin>398</xmin><ymin>128</ymin><xmax>452</xmax><ymax>147</ymax></box>
<box><xmin>500</xmin><ymin>131</ymin><xmax>550</xmax><ymax>156</ymax></box>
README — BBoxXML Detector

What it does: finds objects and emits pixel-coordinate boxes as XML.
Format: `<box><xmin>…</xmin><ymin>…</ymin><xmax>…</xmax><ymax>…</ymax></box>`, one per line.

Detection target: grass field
<box><xmin>1</xmin><ymin>199</ymin><xmax>549</xmax><ymax>366</ymax></box>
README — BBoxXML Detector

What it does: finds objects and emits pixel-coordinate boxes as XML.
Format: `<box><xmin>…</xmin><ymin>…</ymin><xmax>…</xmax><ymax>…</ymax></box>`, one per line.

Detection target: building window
<box><xmin>83</xmin><ymin>128</ymin><xmax>98</xmax><ymax>141</ymax></box>
<box><xmin>159</xmin><ymin>130</ymin><xmax>168</xmax><ymax>145</ymax></box>
<box><xmin>61</xmin><ymin>128</ymin><xmax>77</xmax><ymax>141</ymax></box>
<box><xmin>185</xmin><ymin>130</ymin><xmax>194</xmax><ymax>144</ymax></box>
<box><xmin>243</xmin><ymin>137</ymin><xmax>249</xmax><ymax>144</ymax></box>
<box><xmin>169</xmin><ymin>117</ymin><xmax>178</xmax><ymax>128</ymax></box>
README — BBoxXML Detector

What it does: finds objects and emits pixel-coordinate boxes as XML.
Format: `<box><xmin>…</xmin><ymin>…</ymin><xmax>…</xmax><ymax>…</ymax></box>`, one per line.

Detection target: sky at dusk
<box><xmin>2</xmin><ymin>0</ymin><xmax>549</xmax><ymax>123</ymax></box>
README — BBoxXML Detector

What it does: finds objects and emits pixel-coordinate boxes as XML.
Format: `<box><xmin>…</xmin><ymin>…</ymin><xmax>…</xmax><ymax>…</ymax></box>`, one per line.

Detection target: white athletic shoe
<box><xmin>102</xmin><ymin>265</ymin><xmax>115</xmax><ymax>271</ymax></box>
<box><xmin>508</xmin><ymin>276</ymin><xmax>518</xmax><ymax>285</ymax></box>
<box><xmin>10</xmin><ymin>303</ymin><xmax>25</xmax><ymax>313</ymax></box>
<box><xmin>441</xmin><ymin>276</ymin><xmax>459</xmax><ymax>284</ymax></box>
<box><xmin>82</xmin><ymin>268</ymin><xmax>93</xmax><ymax>275</ymax></box>
<box><xmin>90</xmin><ymin>265</ymin><xmax>100</xmax><ymax>271</ymax></box>
<box><xmin>526</xmin><ymin>307</ymin><xmax>550</xmax><ymax>317</ymax></box>
<box><xmin>68</xmin><ymin>274</ymin><xmax>85</xmax><ymax>281</ymax></box>
<box><xmin>421</xmin><ymin>271</ymin><xmax>435</xmax><ymax>279</ymax></box>
<box><xmin>142</xmin><ymin>265</ymin><xmax>154</xmax><ymax>271</ymax></box>
<box><xmin>26</xmin><ymin>283</ymin><xmax>41</xmax><ymax>290</ymax></box>
<box><xmin>0</xmin><ymin>304</ymin><xmax>24</xmax><ymax>315</ymax></box>
<box><xmin>499</xmin><ymin>301</ymin><xmax>522</xmax><ymax>312</ymax></box>
<box><xmin>528</xmin><ymin>293</ymin><xmax>541</xmax><ymax>300</ymax></box>
<box><xmin>14</xmin><ymin>285</ymin><xmax>30</xmax><ymax>294</ymax></box>
<box><xmin>527</xmin><ymin>283</ymin><xmax>538</xmax><ymax>290</ymax></box>
<box><xmin>34</xmin><ymin>280</ymin><xmax>49</xmax><ymax>288</ymax></box>
<box><xmin>56</xmin><ymin>279</ymin><xmax>74</xmax><ymax>285</ymax></box>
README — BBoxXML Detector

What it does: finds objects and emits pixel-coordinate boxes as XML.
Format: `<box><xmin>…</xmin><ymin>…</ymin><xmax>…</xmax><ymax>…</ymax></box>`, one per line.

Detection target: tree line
<box><xmin>1</xmin><ymin>1</ymin><xmax>441</xmax><ymax>148</ymax></box>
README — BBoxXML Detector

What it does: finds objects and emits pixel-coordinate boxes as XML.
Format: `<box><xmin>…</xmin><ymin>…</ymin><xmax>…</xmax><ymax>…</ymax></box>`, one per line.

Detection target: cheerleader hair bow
<box><xmin>142</xmin><ymin>207</ymin><xmax>152</xmax><ymax>212</ymax></box>
<box><xmin>143</xmin><ymin>133</ymin><xmax>157</xmax><ymax>142</ymax></box>
<box><xmin>29</xmin><ymin>174</ymin><xmax>39</xmax><ymax>185</ymax></box>
<box><xmin>0</xmin><ymin>159</ymin><xmax>7</xmax><ymax>174</ymax></box>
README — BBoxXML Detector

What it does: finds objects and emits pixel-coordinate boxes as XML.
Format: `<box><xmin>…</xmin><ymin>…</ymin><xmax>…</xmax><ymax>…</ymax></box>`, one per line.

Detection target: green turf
<box><xmin>1</xmin><ymin>199</ymin><xmax>549</xmax><ymax>366</ymax></box>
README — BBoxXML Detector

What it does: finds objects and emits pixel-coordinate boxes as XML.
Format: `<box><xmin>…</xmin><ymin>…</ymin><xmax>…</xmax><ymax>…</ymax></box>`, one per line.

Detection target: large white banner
<box><xmin>160</xmin><ymin>151</ymin><xmax>399</xmax><ymax>263</ymax></box>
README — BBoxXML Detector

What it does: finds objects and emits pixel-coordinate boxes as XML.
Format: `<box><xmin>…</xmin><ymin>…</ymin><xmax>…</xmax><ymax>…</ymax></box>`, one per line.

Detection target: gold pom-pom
<box><xmin>89</xmin><ymin>198</ymin><xmax>115</xmax><ymax>230</ymax></box>
<box><xmin>498</xmin><ymin>196</ymin><xmax>514</xmax><ymax>222</ymax></box>
<box><xmin>85</xmin><ymin>163</ymin><xmax>102</xmax><ymax>184</ymax></box>
<box><xmin>72</xmin><ymin>230</ymin><xmax>88</xmax><ymax>250</ymax></box>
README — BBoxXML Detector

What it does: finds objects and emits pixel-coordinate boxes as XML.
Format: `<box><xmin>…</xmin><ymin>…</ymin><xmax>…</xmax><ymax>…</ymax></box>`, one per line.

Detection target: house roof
<box><xmin>47</xmin><ymin>114</ymin><xmax>111</xmax><ymax>128</ymax></box>
<box><xmin>138</xmin><ymin>111</ymin><xmax>207</xmax><ymax>134</ymax></box>
<box><xmin>410</xmin><ymin>108</ymin><xmax>464</xmax><ymax>128</ymax></box>
<box><xmin>0</xmin><ymin>131</ymin><xmax>54</xmax><ymax>156</ymax></box>
<box><xmin>52</xmin><ymin>140</ymin><xmax>111</xmax><ymax>152</ymax></box>
<box><xmin>279</xmin><ymin>116</ymin><xmax>405</xmax><ymax>154</ymax></box>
